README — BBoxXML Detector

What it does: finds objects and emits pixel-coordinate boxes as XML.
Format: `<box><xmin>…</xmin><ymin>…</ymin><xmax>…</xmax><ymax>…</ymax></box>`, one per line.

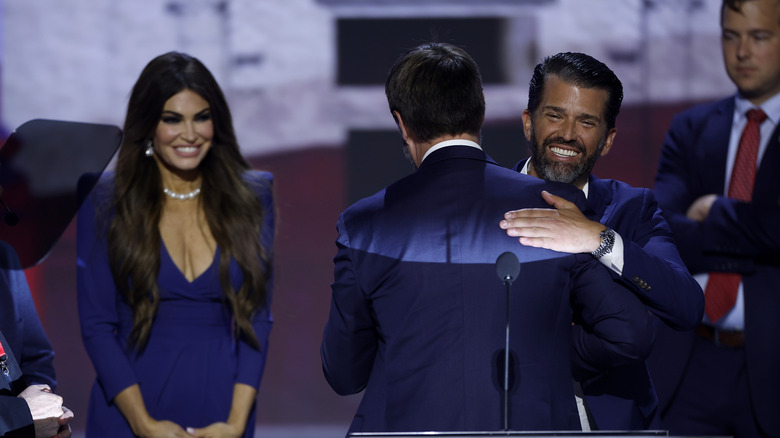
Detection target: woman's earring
<box><xmin>145</xmin><ymin>140</ymin><xmax>154</xmax><ymax>157</ymax></box>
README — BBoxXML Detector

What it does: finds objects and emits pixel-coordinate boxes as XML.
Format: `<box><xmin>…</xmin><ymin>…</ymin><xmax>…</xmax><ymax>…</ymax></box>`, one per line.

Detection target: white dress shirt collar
<box><xmin>735</xmin><ymin>91</ymin><xmax>780</xmax><ymax>126</ymax></box>
<box><xmin>421</xmin><ymin>139</ymin><xmax>482</xmax><ymax>164</ymax></box>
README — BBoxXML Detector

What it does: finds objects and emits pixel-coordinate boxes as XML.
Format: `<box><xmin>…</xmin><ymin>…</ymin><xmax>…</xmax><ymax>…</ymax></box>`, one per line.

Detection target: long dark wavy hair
<box><xmin>106</xmin><ymin>51</ymin><xmax>270</xmax><ymax>351</ymax></box>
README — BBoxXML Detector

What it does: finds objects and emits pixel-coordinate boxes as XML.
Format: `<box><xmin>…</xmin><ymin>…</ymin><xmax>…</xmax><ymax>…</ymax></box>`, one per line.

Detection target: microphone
<box><xmin>496</xmin><ymin>251</ymin><xmax>520</xmax><ymax>284</ymax></box>
<box><xmin>495</xmin><ymin>251</ymin><xmax>520</xmax><ymax>431</ymax></box>
<box><xmin>0</xmin><ymin>198</ymin><xmax>19</xmax><ymax>226</ymax></box>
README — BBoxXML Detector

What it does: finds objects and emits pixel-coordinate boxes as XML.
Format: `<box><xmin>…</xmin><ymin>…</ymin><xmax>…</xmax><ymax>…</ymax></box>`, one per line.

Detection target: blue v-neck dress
<box><xmin>77</xmin><ymin>171</ymin><xmax>274</xmax><ymax>438</ymax></box>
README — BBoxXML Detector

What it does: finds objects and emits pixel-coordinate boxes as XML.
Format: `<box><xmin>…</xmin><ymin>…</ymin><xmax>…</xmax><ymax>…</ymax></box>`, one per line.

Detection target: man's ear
<box><xmin>521</xmin><ymin>109</ymin><xmax>533</xmax><ymax>141</ymax></box>
<box><xmin>600</xmin><ymin>127</ymin><xmax>617</xmax><ymax>157</ymax></box>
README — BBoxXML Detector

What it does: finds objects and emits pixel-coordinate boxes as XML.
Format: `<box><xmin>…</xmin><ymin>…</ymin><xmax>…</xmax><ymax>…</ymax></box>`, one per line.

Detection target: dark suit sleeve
<box><xmin>321</xmin><ymin>214</ymin><xmax>377</xmax><ymax>396</ymax></box>
<box><xmin>614</xmin><ymin>190</ymin><xmax>703</xmax><ymax>331</ymax></box>
<box><xmin>0</xmin><ymin>242</ymin><xmax>56</xmax><ymax>389</ymax></box>
<box><xmin>0</xmin><ymin>328</ymin><xmax>35</xmax><ymax>438</ymax></box>
<box><xmin>77</xmin><ymin>185</ymin><xmax>140</xmax><ymax>402</ymax></box>
<box><xmin>569</xmin><ymin>255</ymin><xmax>655</xmax><ymax>381</ymax></box>
<box><xmin>0</xmin><ymin>396</ymin><xmax>35</xmax><ymax>437</ymax></box>
<box><xmin>699</xmin><ymin>198</ymin><xmax>780</xmax><ymax>262</ymax></box>
<box><xmin>653</xmin><ymin>111</ymin><xmax>714</xmax><ymax>274</ymax></box>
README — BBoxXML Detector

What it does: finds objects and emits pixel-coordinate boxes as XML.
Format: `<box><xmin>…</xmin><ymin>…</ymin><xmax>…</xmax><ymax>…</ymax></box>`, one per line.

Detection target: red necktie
<box><xmin>704</xmin><ymin>108</ymin><xmax>768</xmax><ymax>323</ymax></box>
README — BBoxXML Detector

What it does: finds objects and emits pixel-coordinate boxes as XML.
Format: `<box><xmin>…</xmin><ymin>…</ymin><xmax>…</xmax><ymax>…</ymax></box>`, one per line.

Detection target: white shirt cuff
<box><xmin>597</xmin><ymin>231</ymin><xmax>624</xmax><ymax>275</ymax></box>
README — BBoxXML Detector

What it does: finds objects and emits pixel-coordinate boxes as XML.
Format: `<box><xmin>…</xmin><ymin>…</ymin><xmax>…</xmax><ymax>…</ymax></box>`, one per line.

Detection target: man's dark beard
<box><xmin>528</xmin><ymin>123</ymin><xmax>605</xmax><ymax>184</ymax></box>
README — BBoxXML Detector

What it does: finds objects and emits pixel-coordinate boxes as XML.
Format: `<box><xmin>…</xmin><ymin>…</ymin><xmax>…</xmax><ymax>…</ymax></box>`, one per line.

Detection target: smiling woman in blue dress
<box><xmin>77</xmin><ymin>51</ymin><xmax>274</xmax><ymax>438</ymax></box>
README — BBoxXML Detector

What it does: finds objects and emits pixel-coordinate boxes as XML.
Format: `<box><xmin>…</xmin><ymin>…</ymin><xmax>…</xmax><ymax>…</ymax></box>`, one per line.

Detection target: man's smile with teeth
<box><xmin>550</xmin><ymin>146</ymin><xmax>578</xmax><ymax>158</ymax></box>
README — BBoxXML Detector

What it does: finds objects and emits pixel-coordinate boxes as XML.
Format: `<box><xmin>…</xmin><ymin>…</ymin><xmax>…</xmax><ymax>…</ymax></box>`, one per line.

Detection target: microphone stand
<box><xmin>495</xmin><ymin>251</ymin><xmax>520</xmax><ymax>431</ymax></box>
<box><xmin>502</xmin><ymin>273</ymin><xmax>511</xmax><ymax>431</ymax></box>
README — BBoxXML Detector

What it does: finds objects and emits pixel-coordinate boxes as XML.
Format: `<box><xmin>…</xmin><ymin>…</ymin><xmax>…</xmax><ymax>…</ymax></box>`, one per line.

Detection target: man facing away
<box><xmin>498</xmin><ymin>52</ymin><xmax>704</xmax><ymax>430</ymax></box>
<box><xmin>321</xmin><ymin>42</ymin><xmax>655</xmax><ymax>435</ymax></box>
<box><xmin>650</xmin><ymin>0</ymin><xmax>780</xmax><ymax>436</ymax></box>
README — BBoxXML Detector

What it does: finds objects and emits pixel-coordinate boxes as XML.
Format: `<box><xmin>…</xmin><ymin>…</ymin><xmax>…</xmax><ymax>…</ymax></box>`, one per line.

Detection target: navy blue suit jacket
<box><xmin>0</xmin><ymin>330</ymin><xmax>35</xmax><ymax>437</ymax></box>
<box><xmin>514</xmin><ymin>161</ymin><xmax>703</xmax><ymax>430</ymax></box>
<box><xmin>579</xmin><ymin>175</ymin><xmax>703</xmax><ymax>430</ymax></box>
<box><xmin>650</xmin><ymin>97</ymin><xmax>780</xmax><ymax>437</ymax></box>
<box><xmin>322</xmin><ymin>146</ymin><xmax>655</xmax><ymax>434</ymax></box>
<box><xmin>0</xmin><ymin>241</ymin><xmax>52</xmax><ymax>437</ymax></box>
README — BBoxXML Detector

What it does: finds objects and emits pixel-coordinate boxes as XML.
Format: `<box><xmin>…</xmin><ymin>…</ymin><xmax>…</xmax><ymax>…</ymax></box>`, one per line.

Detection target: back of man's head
<box><xmin>527</xmin><ymin>52</ymin><xmax>623</xmax><ymax>131</ymax></box>
<box><xmin>385</xmin><ymin>42</ymin><xmax>485</xmax><ymax>144</ymax></box>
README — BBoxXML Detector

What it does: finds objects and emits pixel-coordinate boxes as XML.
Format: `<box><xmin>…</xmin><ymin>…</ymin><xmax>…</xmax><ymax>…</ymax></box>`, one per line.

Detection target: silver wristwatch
<box><xmin>591</xmin><ymin>227</ymin><xmax>615</xmax><ymax>259</ymax></box>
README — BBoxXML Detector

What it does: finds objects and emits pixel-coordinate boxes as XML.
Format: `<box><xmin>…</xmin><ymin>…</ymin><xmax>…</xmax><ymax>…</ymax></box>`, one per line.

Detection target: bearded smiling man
<box><xmin>523</xmin><ymin>74</ymin><xmax>613</xmax><ymax>188</ymax></box>
<box><xmin>499</xmin><ymin>52</ymin><xmax>703</xmax><ymax>431</ymax></box>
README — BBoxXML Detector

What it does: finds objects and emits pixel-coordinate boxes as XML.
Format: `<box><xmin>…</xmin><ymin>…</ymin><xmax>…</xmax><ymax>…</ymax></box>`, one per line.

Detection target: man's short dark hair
<box><xmin>527</xmin><ymin>52</ymin><xmax>623</xmax><ymax>131</ymax></box>
<box><xmin>385</xmin><ymin>42</ymin><xmax>485</xmax><ymax>143</ymax></box>
<box><xmin>721</xmin><ymin>0</ymin><xmax>780</xmax><ymax>26</ymax></box>
<box><xmin>723</xmin><ymin>0</ymin><xmax>749</xmax><ymax>12</ymax></box>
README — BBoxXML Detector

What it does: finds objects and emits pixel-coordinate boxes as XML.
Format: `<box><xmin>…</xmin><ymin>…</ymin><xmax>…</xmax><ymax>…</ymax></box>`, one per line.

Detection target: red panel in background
<box><xmin>248</xmin><ymin>146</ymin><xmax>364</xmax><ymax>425</ymax></box>
<box><xmin>595</xmin><ymin>101</ymin><xmax>708</xmax><ymax>189</ymax></box>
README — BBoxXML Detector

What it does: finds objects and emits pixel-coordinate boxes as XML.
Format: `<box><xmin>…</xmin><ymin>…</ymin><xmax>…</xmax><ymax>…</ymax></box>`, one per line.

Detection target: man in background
<box><xmin>650</xmin><ymin>0</ymin><xmax>780</xmax><ymax>436</ymax></box>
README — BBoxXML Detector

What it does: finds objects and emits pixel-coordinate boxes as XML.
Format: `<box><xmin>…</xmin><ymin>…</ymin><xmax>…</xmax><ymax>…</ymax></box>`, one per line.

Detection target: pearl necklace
<box><xmin>163</xmin><ymin>186</ymin><xmax>201</xmax><ymax>200</ymax></box>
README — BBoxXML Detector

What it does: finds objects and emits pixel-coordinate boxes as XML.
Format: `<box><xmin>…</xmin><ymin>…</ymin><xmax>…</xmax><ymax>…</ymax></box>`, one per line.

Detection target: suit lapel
<box><xmin>584</xmin><ymin>175</ymin><xmax>612</xmax><ymax>222</ymax></box>
<box><xmin>754</xmin><ymin>122</ymin><xmax>780</xmax><ymax>203</ymax></box>
<box><xmin>699</xmin><ymin>98</ymin><xmax>735</xmax><ymax>195</ymax></box>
